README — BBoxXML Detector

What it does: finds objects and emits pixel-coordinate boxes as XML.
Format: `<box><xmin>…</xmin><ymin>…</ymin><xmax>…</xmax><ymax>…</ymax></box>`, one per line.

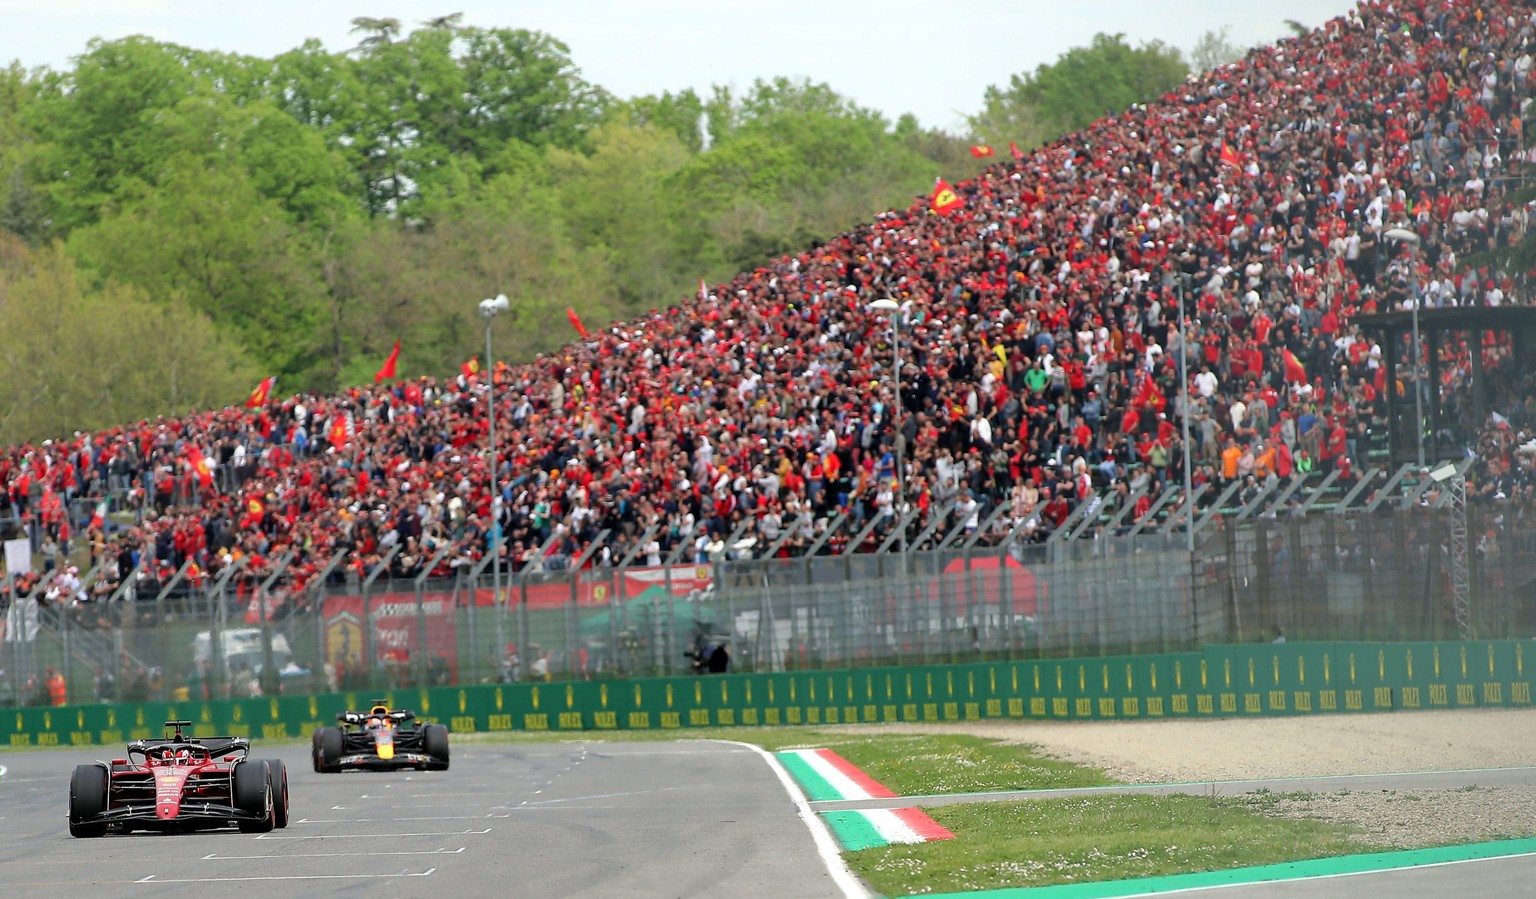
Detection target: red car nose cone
<box><xmin>156</xmin><ymin>801</ymin><xmax>179</xmax><ymax>820</ymax></box>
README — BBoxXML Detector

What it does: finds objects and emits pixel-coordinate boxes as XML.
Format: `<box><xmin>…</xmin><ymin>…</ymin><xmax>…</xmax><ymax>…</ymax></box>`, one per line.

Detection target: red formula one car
<box><xmin>67</xmin><ymin>720</ymin><xmax>290</xmax><ymax>837</ymax></box>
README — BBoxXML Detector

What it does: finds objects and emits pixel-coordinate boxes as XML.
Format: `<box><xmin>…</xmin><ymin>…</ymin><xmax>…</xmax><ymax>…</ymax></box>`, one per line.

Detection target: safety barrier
<box><xmin>4</xmin><ymin>640</ymin><xmax>1533</xmax><ymax>747</ymax></box>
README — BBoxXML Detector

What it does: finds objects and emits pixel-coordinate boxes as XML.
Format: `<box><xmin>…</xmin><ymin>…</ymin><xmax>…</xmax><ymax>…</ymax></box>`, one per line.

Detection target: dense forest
<box><xmin>0</xmin><ymin>16</ymin><xmax>1247</xmax><ymax>443</ymax></box>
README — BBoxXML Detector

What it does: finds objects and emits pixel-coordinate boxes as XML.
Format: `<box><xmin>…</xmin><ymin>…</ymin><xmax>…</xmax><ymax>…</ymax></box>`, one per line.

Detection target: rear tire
<box><xmin>234</xmin><ymin>760</ymin><xmax>274</xmax><ymax>833</ymax></box>
<box><xmin>68</xmin><ymin>764</ymin><xmax>108</xmax><ymax>838</ymax></box>
<box><xmin>263</xmin><ymin>759</ymin><xmax>289</xmax><ymax>828</ymax></box>
<box><xmin>317</xmin><ymin>726</ymin><xmax>344</xmax><ymax>773</ymax></box>
<box><xmin>422</xmin><ymin>723</ymin><xmax>450</xmax><ymax>771</ymax></box>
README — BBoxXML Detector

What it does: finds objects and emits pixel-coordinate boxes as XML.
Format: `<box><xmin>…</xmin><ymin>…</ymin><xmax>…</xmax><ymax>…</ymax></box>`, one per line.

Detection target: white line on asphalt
<box><xmin>136</xmin><ymin>869</ymin><xmax>436</xmax><ymax>883</ymax></box>
<box><xmin>499</xmin><ymin>787</ymin><xmax>687</xmax><ymax>807</ymax></box>
<box><xmin>294</xmin><ymin>814</ymin><xmax>509</xmax><ymax>823</ymax></box>
<box><xmin>254</xmin><ymin>828</ymin><xmax>491</xmax><ymax>839</ymax></box>
<box><xmin>714</xmin><ymin>739</ymin><xmax>872</xmax><ymax>899</ymax></box>
<box><xmin>201</xmin><ymin>848</ymin><xmax>466</xmax><ymax>860</ymax></box>
<box><xmin>0</xmin><ymin>765</ymin><xmax>9</xmax><ymax>777</ymax></box>
<box><xmin>330</xmin><ymin>805</ymin><xmax>347</xmax><ymax>810</ymax></box>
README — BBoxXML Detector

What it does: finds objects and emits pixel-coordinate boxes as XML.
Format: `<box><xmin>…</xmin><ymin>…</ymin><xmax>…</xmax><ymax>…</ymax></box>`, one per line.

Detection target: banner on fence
<box><xmin>471</xmin><ymin>564</ymin><xmax>716</xmax><ymax>609</ymax></box>
<box><xmin>322</xmin><ymin>592</ymin><xmax>458</xmax><ymax>683</ymax></box>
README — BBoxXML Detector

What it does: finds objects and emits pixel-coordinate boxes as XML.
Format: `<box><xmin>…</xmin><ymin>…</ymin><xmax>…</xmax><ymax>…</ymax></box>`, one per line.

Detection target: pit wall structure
<box><xmin>6</xmin><ymin>641</ymin><xmax>1532</xmax><ymax>747</ymax></box>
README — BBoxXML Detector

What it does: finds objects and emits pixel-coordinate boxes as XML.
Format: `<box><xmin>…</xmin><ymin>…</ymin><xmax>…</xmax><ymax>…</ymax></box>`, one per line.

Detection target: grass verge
<box><xmin>848</xmin><ymin>793</ymin><xmax>1384</xmax><ymax>896</ymax></box>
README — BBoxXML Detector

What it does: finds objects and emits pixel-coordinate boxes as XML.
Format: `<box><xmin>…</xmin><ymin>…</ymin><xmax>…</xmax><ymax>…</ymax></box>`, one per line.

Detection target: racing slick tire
<box><xmin>234</xmin><ymin>759</ymin><xmax>275</xmax><ymax>833</ymax></box>
<box><xmin>263</xmin><ymin>758</ymin><xmax>290</xmax><ymax>828</ymax></box>
<box><xmin>317</xmin><ymin>726</ymin><xmax>344</xmax><ymax>773</ymax></box>
<box><xmin>422</xmin><ymin>723</ymin><xmax>450</xmax><ymax>771</ymax></box>
<box><xmin>311</xmin><ymin>727</ymin><xmax>324</xmax><ymax>772</ymax></box>
<box><xmin>68</xmin><ymin>763</ymin><xmax>108</xmax><ymax>838</ymax></box>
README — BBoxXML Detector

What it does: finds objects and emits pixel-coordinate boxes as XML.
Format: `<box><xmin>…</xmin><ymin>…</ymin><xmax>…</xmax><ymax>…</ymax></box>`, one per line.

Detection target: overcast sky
<box><xmin>3</xmin><ymin>0</ymin><xmax>1361</xmax><ymax>132</ymax></box>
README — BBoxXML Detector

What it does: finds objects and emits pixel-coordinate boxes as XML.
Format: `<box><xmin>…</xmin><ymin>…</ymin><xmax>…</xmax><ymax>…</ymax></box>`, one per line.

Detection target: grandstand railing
<box><xmin>5</xmin><ymin>464</ymin><xmax>1526</xmax><ymax>707</ymax></box>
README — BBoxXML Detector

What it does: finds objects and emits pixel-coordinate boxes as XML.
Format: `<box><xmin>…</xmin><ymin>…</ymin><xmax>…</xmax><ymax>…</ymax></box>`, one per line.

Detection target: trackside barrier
<box><xmin>4</xmin><ymin>641</ymin><xmax>1534</xmax><ymax>746</ymax></box>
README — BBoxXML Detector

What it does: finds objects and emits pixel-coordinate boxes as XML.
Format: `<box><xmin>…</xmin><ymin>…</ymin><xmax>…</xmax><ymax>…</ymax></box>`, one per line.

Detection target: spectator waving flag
<box><xmin>1009</xmin><ymin>142</ymin><xmax>1024</xmax><ymax>160</ymax></box>
<box><xmin>88</xmin><ymin>497</ymin><xmax>109</xmax><ymax>530</ymax></box>
<box><xmin>460</xmin><ymin>356</ymin><xmax>479</xmax><ymax>379</ymax></box>
<box><xmin>374</xmin><ymin>339</ymin><xmax>400</xmax><ymax>383</ymax></box>
<box><xmin>243</xmin><ymin>376</ymin><xmax>276</xmax><ymax>408</ymax></box>
<box><xmin>566</xmin><ymin>307</ymin><xmax>590</xmax><ymax>339</ymax></box>
<box><xmin>326</xmin><ymin>414</ymin><xmax>351</xmax><ymax>448</ymax></box>
<box><xmin>1219</xmin><ymin>142</ymin><xmax>1244</xmax><ymax>171</ymax></box>
<box><xmin>1282</xmin><ymin>348</ymin><xmax>1308</xmax><ymax>384</ymax></box>
<box><xmin>969</xmin><ymin>144</ymin><xmax>994</xmax><ymax>158</ymax></box>
<box><xmin>699</xmin><ymin>278</ymin><xmax>710</xmax><ymax>302</ymax></box>
<box><xmin>185</xmin><ymin>444</ymin><xmax>214</xmax><ymax>489</ymax></box>
<box><xmin>930</xmin><ymin>178</ymin><xmax>963</xmax><ymax>216</ymax></box>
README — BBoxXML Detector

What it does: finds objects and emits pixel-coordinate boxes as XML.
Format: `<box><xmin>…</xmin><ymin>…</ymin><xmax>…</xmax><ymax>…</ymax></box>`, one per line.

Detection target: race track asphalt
<box><xmin>0</xmin><ymin>738</ymin><xmax>863</xmax><ymax>899</ymax></box>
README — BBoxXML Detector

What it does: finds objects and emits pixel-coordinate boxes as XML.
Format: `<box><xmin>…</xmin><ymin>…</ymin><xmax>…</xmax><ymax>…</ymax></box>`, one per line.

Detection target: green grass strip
<box><xmin>822</xmin><ymin>810</ymin><xmax>889</xmax><ymax>851</ymax></box>
<box><xmin>776</xmin><ymin>751</ymin><xmax>844</xmax><ymax>801</ymax></box>
<box><xmin>919</xmin><ymin>837</ymin><xmax>1536</xmax><ymax>898</ymax></box>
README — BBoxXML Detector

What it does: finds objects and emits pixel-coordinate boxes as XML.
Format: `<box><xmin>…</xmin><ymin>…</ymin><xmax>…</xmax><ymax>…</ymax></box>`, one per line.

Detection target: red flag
<box><xmin>460</xmin><ymin>356</ymin><xmax>479</xmax><ymax>379</ymax></box>
<box><xmin>566</xmin><ymin>307</ymin><xmax>590</xmax><ymax>339</ymax></box>
<box><xmin>185</xmin><ymin>444</ymin><xmax>214</xmax><ymax>488</ymax></box>
<box><xmin>930</xmin><ymin>178</ymin><xmax>963</xmax><ymax>216</ymax></box>
<box><xmin>244</xmin><ymin>376</ymin><xmax>276</xmax><ymax>408</ymax></box>
<box><xmin>969</xmin><ymin>145</ymin><xmax>994</xmax><ymax>158</ymax></box>
<box><xmin>88</xmin><ymin>497</ymin><xmax>108</xmax><ymax>530</ymax></box>
<box><xmin>1283</xmin><ymin>348</ymin><xmax>1308</xmax><ymax>384</ymax></box>
<box><xmin>1219</xmin><ymin>142</ymin><xmax>1243</xmax><ymax>171</ymax></box>
<box><xmin>374</xmin><ymin>340</ymin><xmax>400</xmax><ymax>383</ymax></box>
<box><xmin>327</xmin><ymin>415</ymin><xmax>350</xmax><ymax>448</ymax></box>
<box><xmin>1009</xmin><ymin>142</ymin><xmax>1024</xmax><ymax>160</ymax></box>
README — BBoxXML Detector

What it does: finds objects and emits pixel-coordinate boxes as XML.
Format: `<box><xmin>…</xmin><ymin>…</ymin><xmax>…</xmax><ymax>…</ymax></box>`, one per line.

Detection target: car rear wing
<box><xmin>339</xmin><ymin>710</ymin><xmax>416</xmax><ymax>723</ymax></box>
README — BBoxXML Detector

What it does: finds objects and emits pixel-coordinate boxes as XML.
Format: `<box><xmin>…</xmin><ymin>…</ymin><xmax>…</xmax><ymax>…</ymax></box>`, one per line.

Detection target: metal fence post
<box><xmin>360</xmin><ymin>544</ymin><xmax>402</xmax><ymax>692</ymax></box>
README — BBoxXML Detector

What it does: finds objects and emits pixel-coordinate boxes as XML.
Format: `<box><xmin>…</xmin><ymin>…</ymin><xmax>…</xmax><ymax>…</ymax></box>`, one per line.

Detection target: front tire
<box><xmin>317</xmin><ymin>727</ymin><xmax>344</xmax><ymax>773</ymax></box>
<box><xmin>233</xmin><ymin>760</ymin><xmax>274</xmax><ymax>833</ymax></box>
<box><xmin>68</xmin><ymin>764</ymin><xmax>108</xmax><ymax>838</ymax></box>
<box><xmin>422</xmin><ymin>723</ymin><xmax>450</xmax><ymax>771</ymax></box>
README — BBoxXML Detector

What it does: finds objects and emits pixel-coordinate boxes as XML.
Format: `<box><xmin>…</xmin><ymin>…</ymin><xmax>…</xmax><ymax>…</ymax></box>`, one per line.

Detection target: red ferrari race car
<box><xmin>312</xmin><ymin>702</ymin><xmax>449</xmax><ymax>772</ymax></box>
<box><xmin>67</xmin><ymin>720</ymin><xmax>289</xmax><ymax>837</ymax></box>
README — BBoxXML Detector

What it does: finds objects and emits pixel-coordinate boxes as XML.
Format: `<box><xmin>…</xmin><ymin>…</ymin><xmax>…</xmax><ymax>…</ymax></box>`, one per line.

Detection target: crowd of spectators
<box><xmin>1</xmin><ymin>0</ymin><xmax>1535</xmax><ymax>626</ymax></box>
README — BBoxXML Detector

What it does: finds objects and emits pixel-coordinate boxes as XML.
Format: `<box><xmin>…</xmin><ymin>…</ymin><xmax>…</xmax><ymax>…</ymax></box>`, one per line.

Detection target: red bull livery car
<box><xmin>312</xmin><ymin>703</ymin><xmax>449</xmax><ymax>772</ymax></box>
<box><xmin>67</xmin><ymin>720</ymin><xmax>289</xmax><ymax>837</ymax></box>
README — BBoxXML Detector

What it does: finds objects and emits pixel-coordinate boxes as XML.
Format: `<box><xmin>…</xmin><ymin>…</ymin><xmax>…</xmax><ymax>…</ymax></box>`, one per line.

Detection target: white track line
<box><xmin>137</xmin><ymin>869</ymin><xmax>435</xmax><ymax>883</ymax></box>
<box><xmin>202</xmin><ymin>848</ymin><xmax>465</xmax><ymax>860</ymax></box>
<box><xmin>294</xmin><ymin>814</ymin><xmax>507</xmax><ymax>823</ymax></box>
<box><xmin>711</xmin><ymin>739</ymin><xmax>871</xmax><ymax>899</ymax></box>
<box><xmin>254</xmin><ymin>828</ymin><xmax>490</xmax><ymax>839</ymax></box>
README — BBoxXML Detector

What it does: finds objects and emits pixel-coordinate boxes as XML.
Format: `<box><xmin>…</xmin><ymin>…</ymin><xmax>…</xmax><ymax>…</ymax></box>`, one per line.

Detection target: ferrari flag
<box><xmin>243</xmin><ymin>376</ymin><xmax>276</xmax><ymax>408</ymax></box>
<box><xmin>930</xmin><ymin>179</ymin><xmax>963</xmax><ymax>215</ymax></box>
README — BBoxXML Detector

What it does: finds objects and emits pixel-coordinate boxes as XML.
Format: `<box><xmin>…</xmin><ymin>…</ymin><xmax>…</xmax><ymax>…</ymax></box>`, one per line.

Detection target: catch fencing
<box><xmin>3</xmin><ymin>475</ymin><xmax>1532</xmax><ymax>707</ymax></box>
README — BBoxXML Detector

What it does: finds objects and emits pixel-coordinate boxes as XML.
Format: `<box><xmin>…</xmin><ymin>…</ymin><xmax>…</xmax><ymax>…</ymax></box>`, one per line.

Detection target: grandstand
<box><xmin>3</xmin><ymin>0</ymin><xmax>1536</xmax><ymax>701</ymax></box>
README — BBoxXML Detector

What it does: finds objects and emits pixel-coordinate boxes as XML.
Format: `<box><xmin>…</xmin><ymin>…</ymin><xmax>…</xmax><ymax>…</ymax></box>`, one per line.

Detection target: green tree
<box><xmin>24</xmin><ymin>37</ymin><xmax>202</xmax><ymax>232</ymax></box>
<box><xmin>1190</xmin><ymin>26</ymin><xmax>1245</xmax><ymax>74</ymax></box>
<box><xmin>618</xmin><ymin>89</ymin><xmax>707</xmax><ymax>154</ymax></box>
<box><xmin>0</xmin><ymin>62</ymin><xmax>48</xmax><ymax>242</ymax></box>
<box><xmin>971</xmin><ymin>33</ymin><xmax>1188</xmax><ymax>142</ymax></box>
<box><xmin>67</xmin><ymin>151</ymin><xmax>326</xmax><ymax>382</ymax></box>
<box><xmin>0</xmin><ymin>237</ymin><xmax>258</xmax><ymax>443</ymax></box>
<box><xmin>457</xmin><ymin>26</ymin><xmax>611</xmax><ymax>153</ymax></box>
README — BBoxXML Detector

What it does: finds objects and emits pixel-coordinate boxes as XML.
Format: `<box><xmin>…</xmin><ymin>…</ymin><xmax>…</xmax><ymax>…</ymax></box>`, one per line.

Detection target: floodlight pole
<box><xmin>479</xmin><ymin>294</ymin><xmax>509</xmax><ymax>667</ymax></box>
